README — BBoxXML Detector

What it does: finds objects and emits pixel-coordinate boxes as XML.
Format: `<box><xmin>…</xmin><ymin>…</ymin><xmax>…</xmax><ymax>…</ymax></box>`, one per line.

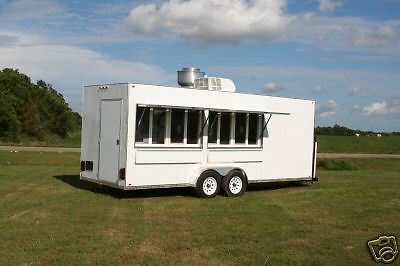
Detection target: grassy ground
<box><xmin>316</xmin><ymin>135</ymin><xmax>400</xmax><ymax>154</ymax></box>
<box><xmin>0</xmin><ymin>151</ymin><xmax>399</xmax><ymax>265</ymax></box>
<box><xmin>0</xmin><ymin>132</ymin><xmax>81</xmax><ymax>148</ymax></box>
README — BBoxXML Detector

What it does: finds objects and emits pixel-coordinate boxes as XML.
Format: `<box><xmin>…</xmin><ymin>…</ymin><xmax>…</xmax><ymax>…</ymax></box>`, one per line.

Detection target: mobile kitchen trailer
<box><xmin>80</xmin><ymin>68</ymin><xmax>317</xmax><ymax>197</ymax></box>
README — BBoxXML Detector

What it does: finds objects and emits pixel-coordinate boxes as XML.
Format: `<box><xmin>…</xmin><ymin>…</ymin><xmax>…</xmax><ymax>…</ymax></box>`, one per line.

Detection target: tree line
<box><xmin>315</xmin><ymin>124</ymin><xmax>400</xmax><ymax>136</ymax></box>
<box><xmin>0</xmin><ymin>68</ymin><xmax>81</xmax><ymax>141</ymax></box>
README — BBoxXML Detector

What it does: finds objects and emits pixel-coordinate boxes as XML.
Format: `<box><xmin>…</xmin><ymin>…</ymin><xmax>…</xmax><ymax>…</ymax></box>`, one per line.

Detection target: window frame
<box><xmin>207</xmin><ymin>110</ymin><xmax>263</xmax><ymax>148</ymax></box>
<box><xmin>134</xmin><ymin>104</ymin><xmax>264</xmax><ymax>149</ymax></box>
<box><xmin>134</xmin><ymin>105</ymin><xmax>203</xmax><ymax>148</ymax></box>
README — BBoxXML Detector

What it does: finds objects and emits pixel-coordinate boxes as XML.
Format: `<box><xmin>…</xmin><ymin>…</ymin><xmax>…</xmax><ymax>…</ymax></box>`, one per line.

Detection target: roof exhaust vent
<box><xmin>177</xmin><ymin>67</ymin><xmax>204</xmax><ymax>88</ymax></box>
<box><xmin>177</xmin><ymin>67</ymin><xmax>236</xmax><ymax>92</ymax></box>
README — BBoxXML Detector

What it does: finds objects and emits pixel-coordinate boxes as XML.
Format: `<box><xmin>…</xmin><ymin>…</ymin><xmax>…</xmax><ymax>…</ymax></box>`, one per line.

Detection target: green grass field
<box><xmin>0</xmin><ymin>151</ymin><xmax>399</xmax><ymax>265</ymax></box>
<box><xmin>316</xmin><ymin>135</ymin><xmax>400</xmax><ymax>154</ymax></box>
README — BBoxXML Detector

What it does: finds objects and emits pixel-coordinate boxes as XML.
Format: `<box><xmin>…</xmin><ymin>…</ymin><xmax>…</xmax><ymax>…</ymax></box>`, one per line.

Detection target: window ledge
<box><xmin>207</xmin><ymin>144</ymin><xmax>262</xmax><ymax>149</ymax></box>
<box><xmin>135</xmin><ymin>144</ymin><xmax>202</xmax><ymax>149</ymax></box>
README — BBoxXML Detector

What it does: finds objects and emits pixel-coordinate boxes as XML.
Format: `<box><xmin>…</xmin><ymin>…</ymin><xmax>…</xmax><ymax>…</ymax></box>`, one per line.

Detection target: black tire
<box><xmin>195</xmin><ymin>171</ymin><xmax>221</xmax><ymax>198</ymax></box>
<box><xmin>222</xmin><ymin>170</ymin><xmax>247</xmax><ymax>197</ymax></box>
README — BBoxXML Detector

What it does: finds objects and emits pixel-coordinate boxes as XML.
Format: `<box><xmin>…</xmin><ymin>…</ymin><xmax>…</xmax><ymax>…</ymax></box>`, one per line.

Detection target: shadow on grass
<box><xmin>247</xmin><ymin>181</ymin><xmax>310</xmax><ymax>193</ymax></box>
<box><xmin>54</xmin><ymin>175</ymin><xmax>312</xmax><ymax>199</ymax></box>
<box><xmin>53</xmin><ymin>175</ymin><xmax>195</xmax><ymax>199</ymax></box>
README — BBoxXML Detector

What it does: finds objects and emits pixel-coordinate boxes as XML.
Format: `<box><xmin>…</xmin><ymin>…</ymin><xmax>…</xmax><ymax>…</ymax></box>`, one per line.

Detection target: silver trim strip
<box><xmin>80</xmin><ymin>175</ymin><xmax>193</xmax><ymax>190</ymax></box>
<box><xmin>124</xmin><ymin>183</ymin><xmax>193</xmax><ymax>190</ymax></box>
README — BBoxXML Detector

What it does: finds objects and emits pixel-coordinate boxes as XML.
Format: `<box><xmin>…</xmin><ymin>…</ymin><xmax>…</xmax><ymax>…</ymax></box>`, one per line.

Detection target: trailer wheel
<box><xmin>195</xmin><ymin>171</ymin><xmax>221</xmax><ymax>198</ymax></box>
<box><xmin>222</xmin><ymin>170</ymin><xmax>247</xmax><ymax>197</ymax></box>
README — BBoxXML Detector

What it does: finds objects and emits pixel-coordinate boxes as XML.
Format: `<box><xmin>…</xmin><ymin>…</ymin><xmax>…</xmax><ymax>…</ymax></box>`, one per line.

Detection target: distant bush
<box><xmin>317</xmin><ymin>159</ymin><xmax>359</xmax><ymax>171</ymax></box>
<box><xmin>315</xmin><ymin>124</ymin><xmax>361</xmax><ymax>136</ymax></box>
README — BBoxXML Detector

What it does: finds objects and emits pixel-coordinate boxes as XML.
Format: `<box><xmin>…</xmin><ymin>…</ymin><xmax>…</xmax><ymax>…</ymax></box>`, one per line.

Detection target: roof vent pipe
<box><xmin>177</xmin><ymin>67</ymin><xmax>204</xmax><ymax>88</ymax></box>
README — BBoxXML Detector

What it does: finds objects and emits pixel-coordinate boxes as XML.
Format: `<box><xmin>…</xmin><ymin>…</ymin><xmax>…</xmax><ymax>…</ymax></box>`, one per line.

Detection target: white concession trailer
<box><xmin>80</xmin><ymin>68</ymin><xmax>317</xmax><ymax>197</ymax></box>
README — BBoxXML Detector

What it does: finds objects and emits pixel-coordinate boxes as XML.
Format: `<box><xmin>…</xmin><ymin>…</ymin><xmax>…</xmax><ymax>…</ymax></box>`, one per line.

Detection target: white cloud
<box><xmin>286</xmin><ymin>14</ymin><xmax>400</xmax><ymax>52</ymax></box>
<box><xmin>209</xmin><ymin>65</ymin><xmax>400</xmax><ymax>99</ymax></box>
<box><xmin>0</xmin><ymin>31</ymin><xmax>172</xmax><ymax>111</ymax></box>
<box><xmin>0</xmin><ymin>34</ymin><xmax>19</xmax><ymax>46</ymax></box>
<box><xmin>125</xmin><ymin>0</ymin><xmax>292</xmax><ymax>45</ymax></box>
<box><xmin>355</xmin><ymin>98</ymin><xmax>400</xmax><ymax>117</ymax></box>
<box><xmin>348</xmin><ymin>86</ymin><xmax>360</xmax><ymax>96</ymax></box>
<box><xmin>313</xmin><ymin>85</ymin><xmax>326</xmax><ymax>93</ymax></box>
<box><xmin>122</xmin><ymin>0</ymin><xmax>400</xmax><ymax>51</ymax></box>
<box><xmin>0</xmin><ymin>0</ymin><xmax>64</xmax><ymax>22</ymax></box>
<box><xmin>318</xmin><ymin>0</ymin><xmax>342</xmax><ymax>12</ymax></box>
<box><xmin>263</xmin><ymin>82</ymin><xmax>284</xmax><ymax>93</ymax></box>
<box><xmin>316</xmin><ymin>100</ymin><xmax>339</xmax><ymax>118</ymax></box>
<box><xmin>350</xmin><ymin>23</ymin><xmax>399</xmax><ymax>48</ymax></box>
<box><xmin>359</xmin><ymin>102</ymin><xmax>389</xmax><ymax>116</ymax></box>
<box><xmin>1</xmin><ymin>0</ymin><xmax>399</xmax><ymax>53</ymax></box>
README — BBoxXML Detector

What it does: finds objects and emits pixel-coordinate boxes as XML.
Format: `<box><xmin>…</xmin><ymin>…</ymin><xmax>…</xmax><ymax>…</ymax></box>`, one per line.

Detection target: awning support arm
<box><xmin>259</xmin><ymin>114</ymin><xmax>272</xmax><ymax>139</ymax></box>
<box><xmin>136</xmin><ymin>108</ymin><xmax>146</xmax><ymax>128</ymax></box>
<box><xmin>199</xmin><ymin>114</ymin><xmax>210</xmax><ymax>138</ymax></box>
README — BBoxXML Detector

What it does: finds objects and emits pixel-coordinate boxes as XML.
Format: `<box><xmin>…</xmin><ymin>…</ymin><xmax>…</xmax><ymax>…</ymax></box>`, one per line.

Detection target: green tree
<box><xmin>0</xmin><ymin>93</ymin><xmax>20</xmax><ymax>141</ymax></box>
<box><xmin>0</xmin><ymin>68</ymin><xmax>81</xmax><ymax>141</ymax></box>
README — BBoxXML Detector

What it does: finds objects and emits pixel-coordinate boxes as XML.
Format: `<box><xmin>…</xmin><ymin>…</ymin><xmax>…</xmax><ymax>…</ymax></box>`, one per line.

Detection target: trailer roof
<box><xmin>83</xmin><ymin>82</ymin><xmax>315</xmax><ymax>103</ymax></box>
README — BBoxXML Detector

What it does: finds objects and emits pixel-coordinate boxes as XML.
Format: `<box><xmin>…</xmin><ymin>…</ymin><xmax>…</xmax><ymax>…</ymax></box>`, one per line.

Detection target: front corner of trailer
<box><xmin>80</xmin><ymin>85</ymin><xmax>101</xmax><ymax>182</ymax></box>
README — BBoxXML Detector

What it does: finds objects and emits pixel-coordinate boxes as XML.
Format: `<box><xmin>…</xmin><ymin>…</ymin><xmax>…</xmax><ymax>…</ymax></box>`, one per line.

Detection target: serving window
<box><xmin>207</xmin><ymin>111</ymin><xmax>262</xmax><ymax>147</ymax></box>
<box><xmin>135</xmin><ymin>105</ymin><xmax>202</xmax><ymax>146</ymax></box>
<box><xmin>135</xmin><ymin>105</ymin><xmax>263</xmax><ymax>147</ymax></box>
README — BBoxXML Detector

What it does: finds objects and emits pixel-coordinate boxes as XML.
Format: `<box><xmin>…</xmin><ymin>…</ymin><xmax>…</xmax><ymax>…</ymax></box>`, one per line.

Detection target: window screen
<box><xmin>135</xmin><ymin>107</ymin><xmax>150</xmax><ymax>143</ymax></box>
<box><xmin>187</xmin><ymin>110</ymin><xmax>201</xmax><ymax>144</ymax></box>
<box><xmin>171</xmin><ymin>109</ymin><xmax>185</xmax><ymax>143</ymax></box>
<box><xmin>152</xmin><ymin>108</ymin><xmax>166</xmax><ymax>144</ymax></box>
<box><xmin>248</xmin><ymin>113</ymin><xmax>259</xmax><ymax>144</ymax></box>
<box><xmin>208</xmin><ymin>111</ymin><xmax>218</xmax><ymax>143</ymax></box>
<box><xmin>235</xmin><ymin>113</ymin><xmax>246</xmax><ymax>143</ymax></box>
<box><xmin>220</xmin><ymin>112</ymin><xmax>231</xmax><ymax>144</ymax></box>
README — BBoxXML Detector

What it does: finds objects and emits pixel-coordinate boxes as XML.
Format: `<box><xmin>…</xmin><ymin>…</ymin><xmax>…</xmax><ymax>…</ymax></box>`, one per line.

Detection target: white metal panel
<box><xmin>135</xmin><ymin>149</ymin><xmax>202</xmax><ymax>164</ymax></box>
<box><xmin>126</xmin><ymin>164</ymin><xmax>201</xmax><ymax>186</ymax></box>
<box><xmin>80</xmin><ymin>87</ymin><xmax>100</xmax><ymax>180</ymax></box>
<box><xmin>98</xmin><ymin>99</ymin><xmax>122</xmax><ymax>183</ymax></box>
<box><xmin>207</xmin><ymin>149</ymin><xmax>263</xmax><ymax>163</ymax></box>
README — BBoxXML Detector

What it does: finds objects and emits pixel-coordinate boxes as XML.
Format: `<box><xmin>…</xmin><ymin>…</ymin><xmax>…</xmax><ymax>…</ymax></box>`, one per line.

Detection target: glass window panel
<box><xmin>152</xmin><ymin>108</ymin><xmax>166</xmax><ymax>144</ymax></box>
<box><xmin>220</xmin><ymin>112</ymin><xmax>231</xmax><ymax>144</ymax></box>
<box><xmin>171</xmin><ymin>109</ymin><xmax>185</xmax><ymax>143</ymax></box>
<box><xmin>135</xmin><ymin>107</ymin><xmax>149</xmax><ymax>143</ymax></box>
<box><xmin>235</xmin><ymin>113</ymin><xmax>246</xmax><ymax>143</ymax></box>
<box><xmin>208</xmin><ymin>111</ymin><xmax>218</xmax><ymax>143</ymax></box>
<box><xmin>248</xmin><ymin>113</ymin><xmax>258</xmax><ymax>144</ymax></box>
<box><xmin>187</xmin><ymin>110</ymin><xmax>201</xmax><ymax>144</ymax></box>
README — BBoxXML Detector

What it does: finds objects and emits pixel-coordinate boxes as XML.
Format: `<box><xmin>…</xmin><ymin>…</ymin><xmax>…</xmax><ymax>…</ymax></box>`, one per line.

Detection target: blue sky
<box><xmin>0</xmin><ymin>0</ymin><xmax>399</xmax><ymax>131</ymax></box>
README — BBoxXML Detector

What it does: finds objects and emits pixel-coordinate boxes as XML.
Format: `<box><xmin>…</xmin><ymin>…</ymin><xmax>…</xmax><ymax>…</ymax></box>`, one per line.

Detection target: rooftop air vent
<box><xmin>177</xmin><ymin>67</ymin><xmax>203</xmax><ymax>88</ymax></box>
<box><xmin>177</xmin><ymin>67</ymin><xmax>236</xmax><ymax>92</ymax></box>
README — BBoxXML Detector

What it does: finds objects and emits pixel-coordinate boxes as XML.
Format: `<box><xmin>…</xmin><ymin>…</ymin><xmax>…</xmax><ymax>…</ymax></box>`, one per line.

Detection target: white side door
<box><xmin>98</xmin><ymin>99</ymin><xmax>122</xmax><ymax>183</ymax></box>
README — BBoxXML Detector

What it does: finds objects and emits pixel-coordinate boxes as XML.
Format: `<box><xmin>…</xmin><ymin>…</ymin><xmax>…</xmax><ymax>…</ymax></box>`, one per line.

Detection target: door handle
<box><xmin>116</xmin><ymin>139</ymin><xmax>120</xmax><ymax>145</ymax></box>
